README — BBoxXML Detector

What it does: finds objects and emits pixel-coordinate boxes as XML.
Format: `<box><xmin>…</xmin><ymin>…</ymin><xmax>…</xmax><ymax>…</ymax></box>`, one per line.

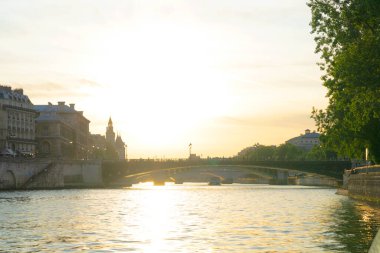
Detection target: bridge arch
<box><xmin>121</xmin><ymin>164</ymin><xmax>340</xmax><ymax>187</ymax></box>
<box><xmin>0</xmin><ymin>170</ymin><xmax>17</xmax><ymax>189</ymax></box>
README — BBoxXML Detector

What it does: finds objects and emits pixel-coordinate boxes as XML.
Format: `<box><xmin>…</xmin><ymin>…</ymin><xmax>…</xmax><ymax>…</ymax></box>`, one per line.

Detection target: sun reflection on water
<box><xmin>127</xmin><ymin>182</ymin><xmax>184</xmax><ymax>252</ymax></box>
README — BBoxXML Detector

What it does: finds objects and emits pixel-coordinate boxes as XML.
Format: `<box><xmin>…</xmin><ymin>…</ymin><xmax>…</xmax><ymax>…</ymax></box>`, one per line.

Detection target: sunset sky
<box><xmin>0</xmin><ymin>0</ymin><xmax>326</xmax><ymax>158</ymax></box>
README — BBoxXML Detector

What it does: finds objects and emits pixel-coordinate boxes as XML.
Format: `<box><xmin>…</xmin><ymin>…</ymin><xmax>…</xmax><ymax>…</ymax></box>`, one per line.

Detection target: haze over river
<box><xmin>0</xmin><ymin>184</ymin><xmax>379</xmax><ymax>252</ymax></box>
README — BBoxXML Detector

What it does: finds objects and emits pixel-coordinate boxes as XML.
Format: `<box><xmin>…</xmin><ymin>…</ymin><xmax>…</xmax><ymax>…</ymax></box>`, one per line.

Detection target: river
<box><xmin>0</xmin><ymin>184</ymin><xmax>379</xmax><ymax>252</ymax></box>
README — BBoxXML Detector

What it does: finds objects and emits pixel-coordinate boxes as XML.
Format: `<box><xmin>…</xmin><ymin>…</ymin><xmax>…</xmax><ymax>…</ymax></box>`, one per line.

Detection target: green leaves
<box><xmin>309</xmin><ymin>0</ymin><xmax>380</xmax><ymax>162</ymax></box>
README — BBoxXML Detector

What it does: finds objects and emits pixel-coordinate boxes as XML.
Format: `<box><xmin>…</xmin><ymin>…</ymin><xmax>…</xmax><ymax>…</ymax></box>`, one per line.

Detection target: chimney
<box><xmin>305</xmin><ymin>129</ymin><xmax>311</xmax><ymax>134</ymax></box>
<box><xmin>69</xmin><ymin>103</ymin><xmax>75</xmax><ymax>110</ymax></box>
<box><xmin>58</xmin><ymin>101</ymin><xmax>65</xmax><ymax>106</ymax></box>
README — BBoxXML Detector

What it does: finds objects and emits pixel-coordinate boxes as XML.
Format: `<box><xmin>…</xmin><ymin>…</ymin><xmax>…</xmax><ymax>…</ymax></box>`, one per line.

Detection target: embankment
<box><xmin>343</xmin><ymin>166</ymin><xmax>380</xmax><ymax>203</ymax></box>
<box><xmin>0</xmin><ymin>159</ymin><xmax>103</xmax><ymax>190</ymax></box>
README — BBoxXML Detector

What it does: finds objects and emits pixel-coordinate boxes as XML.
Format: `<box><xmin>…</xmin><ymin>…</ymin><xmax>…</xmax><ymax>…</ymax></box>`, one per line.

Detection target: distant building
<box><xmin>286</xmin><ymin>129</ymin><xmax>320</xmax><ymax>151</ymax></box>
<box><xmin>189</xmin><ymin>153</ymin><xmax>201</xmax><ymax>160</ymax></box>
<box><xmin>115</xmin><ymin>135</ymin><xmax>126</xmax><ymax>160</ymax></box>
<box><xmin>0</xmin><ymin>85</ymin><xmax>37</xmax><ymax>155</ymax></box>
<box><xmin>105</xmin><ymin>117</ymin><xmax>126</xmax><ymax>160</ymax></box>
<box><xmin>34</xmin><ymin>102</ymin><xmax>90</xmax><ymax>159</ymax></box>
<box><xmin>106</xmin><ymin>118</ymin><xmax>116</xmax><ymax>144</ymax></box>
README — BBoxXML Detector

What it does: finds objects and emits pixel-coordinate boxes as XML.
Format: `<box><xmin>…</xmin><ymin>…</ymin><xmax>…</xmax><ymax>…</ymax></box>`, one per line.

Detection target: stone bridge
<box><xmin>102</xmin><ymin>160</ymin><xmax>351</xmax><ymax>187</ymax></box>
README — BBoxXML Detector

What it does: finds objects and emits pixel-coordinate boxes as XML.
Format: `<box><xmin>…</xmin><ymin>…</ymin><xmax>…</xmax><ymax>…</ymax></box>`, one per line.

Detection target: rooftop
<box><xmin>286</xmin><ymin>129</ymin><xmax>320</xmax><ymax>143</ymax></box>
<box><xmin>0</xmin><ymin>85</ymin><xmax>32</xmax><ymax>103</ymax></box>
<box><xmin>34</xmin><ymin>102</ymin><xmax>77</xmax><ymax>113</ymax></box>
<box><xmin>34</xmin><ymin>102</ymin><xmax>90</xmax><ymax>122</ymax></box>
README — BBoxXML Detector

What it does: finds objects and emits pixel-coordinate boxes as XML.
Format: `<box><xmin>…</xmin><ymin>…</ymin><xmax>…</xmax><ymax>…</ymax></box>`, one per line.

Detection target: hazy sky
<box><xmin>0</xmin><ymin>0</ymin><xmax>326</xmax><ymax>158</ymax></box>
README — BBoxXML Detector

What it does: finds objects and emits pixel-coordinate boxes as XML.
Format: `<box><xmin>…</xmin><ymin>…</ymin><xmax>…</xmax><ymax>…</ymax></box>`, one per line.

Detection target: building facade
<box><xmin>34</xmin><ymin>102</ymin><xmax>90</xmax><ymax>159</ymax></box>
<box><xmin>115</xmin><ymin>135</ymin><xmax>126</xmax><ymax>160</ymax></box>
<box><xmin>286</xmin><ymin>129</ymin><xmax>320</xmax><ymax>151</ymax></box>
<box><xmin>0</xmin><ymin>86</ymin><xmax>36</xmax><ymax>155</ymax></box>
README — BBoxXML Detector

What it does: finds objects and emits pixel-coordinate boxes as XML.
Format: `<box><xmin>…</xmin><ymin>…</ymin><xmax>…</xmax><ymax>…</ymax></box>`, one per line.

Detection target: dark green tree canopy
<box><xmin>236</xmin><ymin>143</ymin><xmax>336</xmax><ymax>161</ymax></box>
<box><xmin>308</xmin><ymin>0</ymin><xmax>380</xmax><ymax>162</ymax></box>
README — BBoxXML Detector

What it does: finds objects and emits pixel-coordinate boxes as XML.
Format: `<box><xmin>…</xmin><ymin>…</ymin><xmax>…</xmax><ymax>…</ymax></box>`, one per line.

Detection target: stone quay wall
<box><xmin>0</xmin><ymin>159</ymin><xmax>103</xmax><ymax>190</ymax></box>
<box><xmin>345</xmin><ymin>166</ymin><xmax>380</xmax><ymax>203</ymax></box>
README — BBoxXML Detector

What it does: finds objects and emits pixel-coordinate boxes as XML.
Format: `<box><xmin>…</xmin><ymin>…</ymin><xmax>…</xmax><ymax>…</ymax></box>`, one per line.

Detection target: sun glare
<box><xmin>82</xmin><ymin>22</ymin><xmax>233</xmax><ymax>149</ymax></box>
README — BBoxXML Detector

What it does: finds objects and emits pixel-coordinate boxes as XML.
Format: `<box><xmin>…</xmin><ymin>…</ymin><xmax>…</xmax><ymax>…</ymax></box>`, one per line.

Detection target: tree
<box><xmin>308</xmin><ymin>0</ymin><xmax>380</xmax><ymax>162</ymax></box>
<box><xmin>275</xmin><ymin>143</ymin><xmax>306</xmax><ymax>160</ymax></box>
<box><xmin>249</xmin><ymin>144</ymin><xmax>276</xmax><ymax>160</ymax></box>
<box><xmin>305</xmin><ymin>144</ymin><xmax>337</xmax><ymax>160</ymax></box>
<box><xmin>236</xmin><ymin>143</ymin><xmax>276</xmax><ymax>160</ymax></box>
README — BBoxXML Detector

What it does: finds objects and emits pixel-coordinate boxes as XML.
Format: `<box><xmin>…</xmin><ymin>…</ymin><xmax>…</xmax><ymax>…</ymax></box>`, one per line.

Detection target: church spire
<box><xmin>106</xmin><ymin>116</ymin><xmax>115</xmax><ymax>144</ymax></box>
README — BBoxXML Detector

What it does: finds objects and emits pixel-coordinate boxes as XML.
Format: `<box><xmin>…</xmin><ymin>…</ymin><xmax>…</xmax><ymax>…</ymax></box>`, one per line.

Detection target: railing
<box><xmin>350</xmin><ymin>165</ymin><xmax>380</xmax><ymax>174</ymax></box>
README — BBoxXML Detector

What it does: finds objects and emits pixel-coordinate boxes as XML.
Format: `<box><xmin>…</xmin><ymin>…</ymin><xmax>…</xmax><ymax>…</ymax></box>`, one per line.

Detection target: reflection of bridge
<box><xmin>103</xmin><ymin>160</ymin><xmax>351</xmax><ymax>187</ymax></box>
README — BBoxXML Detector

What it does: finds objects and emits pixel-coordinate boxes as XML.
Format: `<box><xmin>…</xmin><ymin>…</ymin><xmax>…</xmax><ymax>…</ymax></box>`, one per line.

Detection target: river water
<box><xmin>0</xmin><ymin>184</ymin><xmax>379</xmax><ymax>252</ymax></box>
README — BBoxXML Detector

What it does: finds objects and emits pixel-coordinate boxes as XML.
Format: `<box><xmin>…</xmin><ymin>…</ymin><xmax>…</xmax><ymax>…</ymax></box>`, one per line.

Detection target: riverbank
<box><xmin>0</xmin><ymin>159</ymin><xmax>103</xmax><ymax>190</ymax></box>
<box><xmin>341</xmin><ymin>165</ymin><xmax>380</xmax><ymax>204</ymax></box>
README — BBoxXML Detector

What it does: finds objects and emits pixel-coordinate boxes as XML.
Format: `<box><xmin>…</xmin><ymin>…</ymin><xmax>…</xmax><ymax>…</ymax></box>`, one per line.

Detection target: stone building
<box><xmin>0</xmin><ymin>86</ymin><xmax>37</xmax><ymax>155</ymax></box>
<box><xmin>34</xmin><ymin>102</ymin><xmax>90</xmax><ymax>159</ymax></box>
<box><xmin>106</xmin><ymin>117</ymin><xmax>126</xmax><ymax>160</ymax></box>
<box><xmin>286</xmin><ymin>129</ymin><xmax>320</xmax><ymax>151</ymax></box>
<box><xmin>115</xmin><ymin>134</ymin><xmax>126</xmax><ymax>160</ymax></box>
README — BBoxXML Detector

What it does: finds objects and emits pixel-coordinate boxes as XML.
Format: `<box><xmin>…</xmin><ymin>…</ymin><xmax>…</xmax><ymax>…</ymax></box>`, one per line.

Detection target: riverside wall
<box><xmin>0</xmin><ymin>159</ymin><xmax>103</xmax><ymax>190</ymax></box>
<box><xmin>293</xmin><ymin>175</ymin><xmax>339</xmax><ymax>187</ymax></box>
<box><xmin>344</xmin><ymin>166</ymin><xmax>380</xmax><ymax>203</ymax></box>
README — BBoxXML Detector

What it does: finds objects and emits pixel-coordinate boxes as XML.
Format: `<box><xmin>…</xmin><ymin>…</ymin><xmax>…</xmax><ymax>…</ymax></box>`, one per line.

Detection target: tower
<box><xmin>104</xmin><ymin>117</ymin><xmax>127</xmax><ymax>160</ymax></box>
<box><xmin>106</xmin><ymin>117</ymin><xmax>115</xmax><ymax>144</ymax></box>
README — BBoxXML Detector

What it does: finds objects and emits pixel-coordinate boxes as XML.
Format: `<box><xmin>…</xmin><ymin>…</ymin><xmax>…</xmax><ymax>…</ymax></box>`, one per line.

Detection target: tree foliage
<box><xmin>305</xmin><ymin>143</ymin><xmax>338</xmax><ymax>160</ymax></box>
<box><xmin>238</xmin><ymin>143</ymin><xmax>277</xmax><ymax>160</ymax></box>
<box><xmin>90</xmin><ymin>143</ymin><xmax>119</xmax><ymax>160</ymax></box>
<box><xmin>308</xmin><ymin>0</ymin><xmax>380</xmax><ymax>162</ymax></box>
<box><xmin>236</xmin><ymin>143</ymin><xmax>337</xmax><ymax>161</ymax></box>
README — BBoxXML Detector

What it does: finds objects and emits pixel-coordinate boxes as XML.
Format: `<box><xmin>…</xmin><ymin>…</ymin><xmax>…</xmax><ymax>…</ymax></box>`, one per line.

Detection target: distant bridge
<box><xmin>102</xmin><ymin>159</ymin><xmax>351</xmax><ymax>186</ymax></box>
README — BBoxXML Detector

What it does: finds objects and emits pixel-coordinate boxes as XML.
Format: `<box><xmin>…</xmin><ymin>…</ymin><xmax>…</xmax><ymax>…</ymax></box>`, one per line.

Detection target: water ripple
<box><xmin>0</xmin><ymin>185</ymin><xmax>379</xmax><ymax>252</ymax></box>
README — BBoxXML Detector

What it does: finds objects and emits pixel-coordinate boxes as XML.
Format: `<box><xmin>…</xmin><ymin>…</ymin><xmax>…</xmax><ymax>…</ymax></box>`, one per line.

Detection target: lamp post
<box><xmin>365</xmin><ymin>147</ymin><xmax>369</xmax><ymax>174</ymax></box>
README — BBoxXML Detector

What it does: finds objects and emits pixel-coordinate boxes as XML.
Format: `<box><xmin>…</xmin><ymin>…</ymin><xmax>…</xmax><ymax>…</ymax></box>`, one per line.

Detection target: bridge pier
<box><xmin>221</xmin><ymin>177</ymin><xmax>233</xmax><ymax>184</ymax></box>
<box><xmin>174</xmin><ymin>177</ymin><xmax>184</xmax><ymax>184</ymax></box>
<box><xmin>269</xmin><ymin>171</ymin><xmax>289</xmax><ymax>185</ymax></box>
<box><xmin>152</xmin><ymin>173</ymin><xmax>168</xmax><ymax>186</ymax></box>
<box><xmin>153</xmin><ymin>180</ymin><xmax>166</xmax><ymax>186</ymax></box>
